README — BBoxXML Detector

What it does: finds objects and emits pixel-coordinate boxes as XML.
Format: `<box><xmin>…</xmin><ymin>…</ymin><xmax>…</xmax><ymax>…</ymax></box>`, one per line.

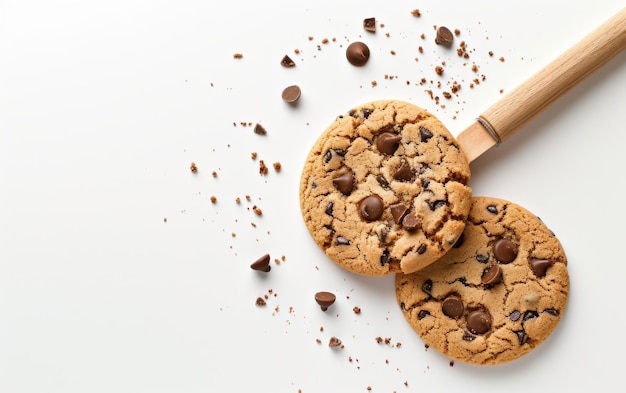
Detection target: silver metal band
<box><xmin>476</xmin><ymin>117</ymin><xmax>501</xmax><ymax>145</ymax></box>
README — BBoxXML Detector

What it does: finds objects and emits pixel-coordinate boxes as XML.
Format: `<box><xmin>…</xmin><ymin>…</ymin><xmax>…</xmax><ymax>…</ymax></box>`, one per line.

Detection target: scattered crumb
<box><xmin>255</xmin><ymin>297</ymin><xmax>266</xmax><ymax>306</ymax></box>
<box><xmin>411</xmin><ymin>9</ymin><xmax>421</xmax><ymax>17</ymax></box>
<box><xmin>210</xmin><ymin>196</ymin><xmax>217</xmax><ymax>204</ymax></box>
<box><xmin>251</xmin><ymin>152</ymin><xmax>257</xmax><ymax>160</ymax></box>
<box><xmin>329</xmin><ymin>337</ymin><xmax>343</xmax><ymax>348</ymax></box>
<box><xmin>233</xmin><ymin>53</ymin><xmax>243</xmax><ymax>59</ymax></box>
<box><xmin>273</xmin><ymin>162</ymin><xmax>282</xmax><ymax>172</ymax></box>
<box><xmin>254</xmin><ymin>123</ymin><xmax>267</xmax><ymax>135</ymax></box>
<box><xmin>353</xmin><ymin>306</ymin><xmax>361</xmax><ymax>314</ymax></box>
<box><xmin>259</xmin><ymin>160</ymin><xmax>268</xmax><ymax>175</ymax></box>
<box><xmin>190</xmin><ymin>162</ymin><xmax>198</xmax><ymax>172</ymax></box>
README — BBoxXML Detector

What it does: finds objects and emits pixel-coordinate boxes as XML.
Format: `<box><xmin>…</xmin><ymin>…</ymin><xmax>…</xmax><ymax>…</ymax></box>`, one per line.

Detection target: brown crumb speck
<box><xmin>252</xmin><ymin>205</ymin><xmax>263</xmax><ymax>216</ymax></box>
<box><xmin>353</xmin><ymin>306</ymin><xmax>361</xmax><ymax>314</ymax></box>
<box><xmin>255</xmin><ymin>297</ymin><xmax>266</xmax><ymax>306</ymax></box>
<box><xmin>273</xmin><ymin>162</ymin><xmax>282</xmax><ymax>172</ymax></box>
<box><xmin>329</xmin><ymin>336</ymin><xmax>343</xmax><ymax>348</ymax></box>
<box><xmin>259</xmin><ymin>160</ymin><xmax>268</xmax><ymax>175</ymax></box>
<box><xmin>254</xmin><ymin>123</ymin><xmax>267</xmax><ymax>135</ymax></box>
<box><xmin>411</xmin><ymin>9</ymin><xmax>421</xmax><ymax>17</ymax></box>
<box><xmin>233</xmin><ymin>53</ymin><xmax>243</xmax><ymax>59</ymax></box>
<box><xmin>190</xmin><ymin>162</ymin><xmax>198</xmax><ymax>172</ymax></box>
<box><xmin>210</xmin><ymin>196</ymin><xmax>217</xmax><ymax>204</ymax></box>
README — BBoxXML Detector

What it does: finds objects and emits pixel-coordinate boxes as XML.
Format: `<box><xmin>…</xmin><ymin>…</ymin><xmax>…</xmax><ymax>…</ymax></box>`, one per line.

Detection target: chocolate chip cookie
<box><xmin>395</xmin><ymin>196</ymin><xmax>569</xmax><ymax>365</ymax></box>
<box><xmin>299</xmin><ymin>100</ymin><xmax>472</xmax><ymax>276</ymax></box>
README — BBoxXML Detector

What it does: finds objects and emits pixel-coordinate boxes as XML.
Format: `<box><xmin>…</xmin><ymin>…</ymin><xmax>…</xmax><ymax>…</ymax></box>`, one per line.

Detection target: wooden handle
<box><xmin>459</xmin><ymin>7</ymin><xmax>626</xmax><ymax>163</ymax></box>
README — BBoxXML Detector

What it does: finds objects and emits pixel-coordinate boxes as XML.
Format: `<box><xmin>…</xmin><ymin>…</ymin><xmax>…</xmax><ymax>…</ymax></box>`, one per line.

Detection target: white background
<box><xmin>2</xmin><ymin>1</ymin><xmax>625</xmax><ymax>392</ymax></box>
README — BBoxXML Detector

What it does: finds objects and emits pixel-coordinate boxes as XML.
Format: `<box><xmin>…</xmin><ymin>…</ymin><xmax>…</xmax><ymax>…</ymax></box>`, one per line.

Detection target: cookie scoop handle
<box><xmin>459</xmin><ymin>7</ymin><xmax>626</xmax><ymax>163</ymax></box>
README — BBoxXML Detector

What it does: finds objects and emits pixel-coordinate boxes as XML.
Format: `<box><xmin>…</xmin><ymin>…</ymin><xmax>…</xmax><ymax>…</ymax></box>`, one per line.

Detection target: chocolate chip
<box><xmin>453</xmin><ymin>233</ymin><xmax>465</xmax><ymax>248</ymax></box>
<box><xmin>325</xmin><ymin>201</ymin><xmax>334</xmax><ymax>216</ymax></box>
<box><xmin>530</xmin><ymin>258</ymin><xmax>553</xmax><ymax>277</ymax></box>
<box><xmin>476</xmin><ymin>253</ymin><xmax>489</xmax><ymax>263</ymax></box>
<box><xmin>435</xmin><ymin>26</ymin><xmax>454</xmax><ymax>46</ymax></box>
<box><xmin>418</xmin><ymin>310</ymin><xmax>430</xmax><ymax>320</ymax></box>
<box><xmin>523</xmin><ymin>310</ymin><xmax>539</xmax><ymax>321</ymax></box>
<box><xmin>315</xmin><ymin>291</ymin><xmax>336</xmax><ymax>311</ymax></box>
<box><xmin>442</xmin><ymin>295</ymin><xmax>464</xmax><ymax>319</ymax></box>
<box><xmin>393</xmin><ymin>159</ymin><xmax>413</xmax><ymax>181</ymax></box>
<box><xmin>361</xmin><ymin>108</ymin><xmax>373</xmax><ymax>118</ymax></box>
<box><xmin>514</xmin><ymin>330</ymin><xmax>529</xmax><ymax>345</ymax></box>
<box><xmin>377</xmin><ymin>226</ymin><xmax>389</xmax><ymax>243</ymax></box>
<box><xmin>419</xmin><ymin>126</ymin><xmax>433</xmax><ymax>142</ymax></box>
<box><xmin>380</xmin><ymin>249</ymin><xmax>391</xmax><ymax>265</ymax></box>
<box><xmin>279</xmin><ymin>54</ymin><xmax>295</xmax><ymax>68</ymax></box>
<box><xmin>250</xmin><ymin>254</ymin><xmax>271</xmax><ymax>272</ymax></box>
<box><xmin>363</xmin><ymin>17</ymin><xmax>376</xmax><ymax>32</ymax></box>
<box><xmin>429</xmin><ymin>200</ymin><xmax>446</xmax><ymax>211</ymax></box>
<box><xmin>466</xmin><ymin>310</ymin><xmax>492</xmax><ymax>334</ymax></box>
<box><xmin>281</xmin><ymin>85</ymin><xmax>301</xmax><ymax>103</ymax></box>
<box><xmin>336</xmin><ymin>236</ymin><xmax>350</xmax><ymax>246</ymax></box>
<box><xmin>333</xmin><ymin>172</ymin><xmax>354</xmax><ymax>195</ymax></box>
<box><xmin>493</xmin><ymin>238</ymin><xmax>518</xmax><ymax>264</ymax></box>
<box><xmin>346</xmin><ymin>41</ymin><xmax>370</xmax><ymax>66</ymax></box>
<box><xmin>402</xmin><ymin>213</ymin><xmax>420</xmax><ymax>231</ymax></box>
<box><xmin>416</xmin><ymin>243</ymin><xmax>427</xmax><ymax>254</ymax></box>
<box><xmin>481</xmin><ymin>265</ymin><xmax>502</xmax><ymax>286</ymax></box>
<box><xmin>544</xmin><ymin>308</ymin><xmax>559</xmax><ymax>316</ymax></box>
<box><xmin>421</xmin><ymin>178</ymin><xmax>431</xmax><ymax>189</ymax></box>
<box><xmin>510</xmin><ymin>310</ymin><xmax>521</xmax><ymax>321</ymax></box>
<box><xmin>390</xmin><ymin>203</ymin><xmax>409</xmax><ymax>224</ymax></box>
<box><xmin>376</xmin><ymin>174</ymin><xmax>390</xmax><ymax>189</ymax></box>
<box><xmin>486</xmin><ymin>205</ymin><xmax>498</xmax><ymax>214</ymax></box>
<box><xmin>421</xmin><ymin>279</ymin><xmax>433</xmax><ymax>295</ymax></box>
<box><xmin>359</xmin><ymin>195</ymin><xmax>384</xmax><ymax>221</ymax></box>
<box><xmin>376</xmin><ymin>132</ymin><xmax>402</xmax><ymax>155</ymax></box>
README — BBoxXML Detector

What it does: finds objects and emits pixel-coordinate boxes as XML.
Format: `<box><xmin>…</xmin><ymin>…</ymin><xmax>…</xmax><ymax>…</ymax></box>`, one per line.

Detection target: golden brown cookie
<box><xmin>395</xmin><ymin>196</ymin><xmax>569</xmax><ymax>365</ymax></box>
<box><xmin>299</xmin><ymin>100</ymin><xmax>472</xmax><ymax>276</ymax></box>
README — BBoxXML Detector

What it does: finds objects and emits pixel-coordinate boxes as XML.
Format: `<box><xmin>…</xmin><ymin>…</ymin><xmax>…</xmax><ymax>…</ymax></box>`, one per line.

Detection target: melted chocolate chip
<box><xmin>486</xmin><ymin>205</ymin><xmax>498</xmax><ymax>214</ymax></box>
<box><xmin>402</xmin><ymin>213</ymin><xmax>420</xmax><ymax>231</ymax></box>
<box><xmin>421</xmin><ymin>279</ymin><xmax>433</xmax><ymax>296</ymax></box>
<box><xmin>416</xmin><ymin>243</ymin><xmax>427</xmax><ymax>254</ymax></box>
<box><xmin>376</xmin><ymin>175</ymin><xmax>390</xmax><ymax>189</ymax></box>
<box><xmin>419</xmin><ymin>126</ymin><xmax>433</xmax><ymax>142</ymax></box>
<box><xmin>418</xmin><ymin>310</ymin><xmax>430</xmax><ymax>320</ymax></box>
<box><xmin>250</xmin><ymin>254</ymin><xmax>271</xmax><ymax>272</ymax></box>
<box><xmin>530</xmin><ymin>258</ymin><xmax>553</xmax><ymax>277</ymax></box>
<box><xmin>380</xmin><ymin>249</ymin><xmax>391</xmax><ymax>265</ymax></box>
<box><xmin>523</xmin><ymin>310</ymin><xmax>539</xmax><ymax>321</ymax></box>
<box><xmin>359</xmin><ymin>195</ymin><xmax>384</xmax><ymax>221</ymax></box>
<box><xmin>452</xmin><ymin>233</ymin><xmax>465</xmax><ymax>248</ymax></box>
<box><xmin>481</xmin><ymin>265</ymin><xmax>502</xmax><ymax>286</ymax></box>
<box><xmin>377</xmin><ymin>226</ymin><xmax>389</xmax><ymax>243</ymax></box>
<box><xmin>544</xmin><ymin>308</ymin><xmax>559</xmax><ymax>316</ymax></box>
<box><xmin>390</xmin><ymin>203</ymin><xmax>409</xmax><ymax>224</ymax></box>
<box><xmin>393</xmin><ymin>159</ymin><xmax>413</xmax><ymax>181</ymax></box>
<box><xmin>510</xmin><ymin>310</ymin><xmax>521</xmax><ymax>321</ymax></box>
<box><xmin>333</xmin><ymin>172</ymin><xmax>354</xmax><ymax>195</ymax></box>
<box><xmin>421</xmin><ymin>178</ymin><xmax>431</xmax><ymax>188</ymax></box>
<box><xmin>361</xmin><ymin>108</ymin><xmax>373</xmax><ymax>118</ymax></box>
<box><xmin>336</xmin><ymin>236</ymin><xmax>350</xmax><ymax>246</ymax></box>
<box><xmin>462</xmin><ymin>332</ymin><xmax>476</xmax><ymax>342</ymax></box>
<box><xmin>476</xmin><ymin>253</ymin><xmax>490</xmax><ymax>263</ymax></box>
<box><xmin>315</xmin><ymin>291</ymin><xmax>336</xmax><ymax>311</ymax></box>
<box><xmin>466</xmin><ymin>310</ymin><xmax>492</xmax><ymax>334</ymax></box>
<box><xmin>429</xmin><ymin>200</ymin><xmax>446</xmax><ymax>211</ymax></box>
<box><xmin>493</xmin><ymin>238</ymin><xmax>518</xmax><ymax>264</ymax></box>
<box><xmin>442</xmin><ymin>295</ymin><xmax>464</xmax><ymax>319</ymax></box>
<box><xmin>325</xmin><ymin>201</ymin><xmax>334</xmax><ymax>216</ymax></box>
<box><xmin>376</xmin><ymin>132</ymin><xmax>402</xmax><ymax>155</ymax></box>
<box><xmin>514</xmin><ymin>330</ymin><xmax>529</xmax><ymax>345</ymax></box>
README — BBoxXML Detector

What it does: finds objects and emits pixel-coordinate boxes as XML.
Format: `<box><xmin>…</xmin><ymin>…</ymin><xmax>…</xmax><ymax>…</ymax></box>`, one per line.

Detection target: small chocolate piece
<box><xmin>333</xmin><ymin>172</ymin><xmax>354</xmax><ymax>195</ymax></box>
<box><xmin>393</xmin><ymin>159</ymin><xmax>413</xmax><ymax>181</ymax></box>
<box><xmin>419</xmin><ymin>126</ymin><xmax>433</xmax><ymax>142</ymax></box>
<box><xmin>376</xmin><ymin>174</ymin><xmax>390</xmax><ymax>189</ymax></box>
<box><xmin>280</xmin><ymin>54</ymin><xmax>296</xmax><ymax>67</ymax></box>
<box><xmin>510</xmin><ymin>310</ymin><xmax>521</xmax><ymax>321</ymax></box>
<box><xmin>487</xmin><ymin>205</ymin><xmax>498</xmax><ymax>214</ymax></box>
<box><xmin>325</xmin><ymin>201</ymin><xmax>334</xmax><ymax>216</ymax></box>
<box><xmin>250</xmin><ymin>254</ymin><xmax>271</xmax><ymax>272</ymax></box>
<box><xmin>359</xmin><ymin>195</ymin><xmax>384</xmax><ymax>221</ymax></box>
<box><xmin>530</xmin><ymin>258</ymin><xmax>553</xmax><ymax>277</ymax></box>
<box><xmin>416</xmin><ymin>243</ymin><xmax>427</xmax><ymax>254</ymax></box>
<box><xmin>390</xmin><ymin>203</ymin><xmax>409</xmax><ymax>224</ymax></box>
<box><xmin>418</xmin><ymin>310</ymin><xmax>430</xmax><ymax>320</ymax></box>
<box><xmin>376</xmin><ymin>132</ymin><xmax>402</xmax><ymax>155</ymax></box>
<box><xmin>442</xmin><ymin>295</ymin><xmax>464</xmax><ymax>319</ymax></box>
<box><xmin>281</xmin><ymin>85</ymin><xmax>301</xmax><ymax>103</ymax></box>
<box><xmin>336</xmin><ymin>236</ymin><xmax>350</xmax><ymax>245</ymax></box>
<box><xmin>421</xmin><ymin>279</ymin><xmax>433</xmax><ymax>295</ymax></box>
<box><xmin>481</xmin><ymin>265</ymin><xmax>502</xmax><ymax>286</ymax></box>
<box><xmin>466</xmin><ymin>310</ymin><xmax>491</xmax><ymax>334</ymax></box>
<box><xmin>402</xmin><ymin>213</ymin><xmax>420</xmax><ymax>231</ymax></box>
<box><xmin>328</xmin><ymin>336</ymin><xmax>342</xmax><ymax>347</ymax></box>
<box><xmin>315</xmin><ymin>291</ymin><xmax>336</xmax><ymax>311</ymax></box>
<box><xmin>363</xmin><ymin>17</ymin><xmax>376</xmax><ymax>32</ymax></box>
<box><xmin>254</xmin><ymin>123</ymin><xmax>267</xmax><ymax>135</ymax></box>
<box><xmin>346</xmin><ymin>41</ymin><xmax>370</xmax><ymax>66</ymax></box>
<box><xmin>493</xmin><ymin>238</ymin><xmax>518</xmax><ymax>263</ymax></box>
<box><xmin>514</xmin><ymin>330</ymin><xmax>529</xmax><ymax>345</ymax></box>
<box><xmin>435</xmin><ymin>26</ymin><xmax>454</xmax><ymax>46</ymax></box>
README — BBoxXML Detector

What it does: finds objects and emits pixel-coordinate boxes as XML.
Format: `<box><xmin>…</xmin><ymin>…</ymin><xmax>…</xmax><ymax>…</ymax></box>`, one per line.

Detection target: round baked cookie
<box><xmin>299</xmin><ymin>100</ymin><xmax>472</xmax><ymax>276</ymax></box>
<box><xmin>395</xmin><ymin>196</ymin><xmax>569</xmax><ymax>365</ymax></box>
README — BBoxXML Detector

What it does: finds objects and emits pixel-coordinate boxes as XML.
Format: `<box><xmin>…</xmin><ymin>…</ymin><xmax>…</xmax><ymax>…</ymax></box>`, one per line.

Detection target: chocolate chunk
<box><xmin>419</xmin><ymin>126</ymin><xmax>433</xmax><ymax>142</ymax></box>
<box><xmin>281</xmin><ymin>85</ymin><xmax>301</xmax><ymax>103</ymax></box>
<box><xmin>336</xmin><ymin>236</ymin><xmax>350</xmax><ymax>246</ymax></box>
<box><xmin>346</xmin><ymin>41</ymin><xmax>370</xmax><ymax>66</ymax></box>
<box><xmin>393</xmin><ymin>159</ymin><xmax>413</xmax><ymax>181</ymax></box>
<box><xmin>376</xmin><ymin>132</ymin><xmax>402</xmax><ymax>155</ymax></box>
<box><xmin>530</xmin><ymin>258</ymin><xmax>553</xmax><ymax>277</ymax></box>
<box><xmin>466</xmin><ymin>310</ymin><xmax>492</xmax><ymax>334</ymax></box>
<box><xmin>487</xmin><ymin>205</ymin><xmax>498</xmax><ymax>214</ymax></box>
<box><xmin>493</xmin><ymin>238</ymin><xmax>518</xmax><ymax>264</ymax></box>
<box><xmin>250</xmin><ymin>254</ymin><xmax>271</xmax><ymax>272</ymax></box>
<box><xmin>376</xmin><ymin>174</ymin><xmax>390</xmax><ymax>189</ymax></box>
<box><xmin>442</xmin><ymin>295</ymin><xmax>464</xmax><ymax>319</ymax></box>
<box><xmin>514</xmin><ymin>330</ymin><xmax>529</xmax><ymax>345</ymax></box>
<box><xmin>363</xmin><ymin>17</ymin><xmax>376</xmax><ymax>32</ymax></box>
<box><xmin>390</xmin><ymin>203</ymin><xmax>409</xmax><ymax>224</ymax></box>
<box><xmin>523</xmin><ymin>310</ymin><xmax>539</xmax><ymax>321</ymax></box>
<box><xmin>481</xmin><ymin>265</ymin><xmax>502</xmax><ymax>286</ymax></box>
<box><xmin>333</xmin><ymin>172</ymin><xmax>354</xmax><ymax>195</ymax></box>
<box><xmin>421</xmin><ymin>279</ymin><xmax>433</xmax><ymax>295</ymax></box>
<box><xmin>402</xmin><ymin>213</ymin><xmax>421</xmax><ymax>231</ymax></box>
<box><xmin>280</xmin><ymin>54</ymin><xmax>296</xmax><ymax>67</ymax></box>
<box><xmin>254</xmin><ymin>123</ymin><xmax>267</xmax><ymax>135</ymax></box>
<box><xmin>418</xmin><ymin>310</ymin><xmax>430</xmax><ymax>320</ymax></box>
<box><xmin>380</xmin><ymin>249</ymin><xmax>391</xmax><ymax>265</ymax></box>
<box><xmin>435</xmin><ymin>26</ymin><xmax>454</xmax><ymax>46</ymax></box>
<box><xmin>325</xmin><ymin>201</ymin><xmax>334</xmax><ymax>216</ymax></box>
<box><xmin>359</xmin><ymin>195</ymin><xmax>384</xmax><ymax>221</ymax></box>
<box><xmin>416</xmin><ymin>243</ymin><xmax>427</xmax><ymax>254</ymax></box>
<box><xmin>315</xmin><ymin>291</ymin><xmax>336</xmax><ymax>311</ymax></box>
<box><xmin>510</xmin><ymin>310</ymin><xmax>521</xmax><ymax>321</ymax></box>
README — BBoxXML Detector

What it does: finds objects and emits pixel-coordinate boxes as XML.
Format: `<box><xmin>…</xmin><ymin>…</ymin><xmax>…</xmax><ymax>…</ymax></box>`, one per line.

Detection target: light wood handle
<box><xmin>459</xmin><ymin>7</ymin><xmax>626</xmax><ymax>163</ymax></box>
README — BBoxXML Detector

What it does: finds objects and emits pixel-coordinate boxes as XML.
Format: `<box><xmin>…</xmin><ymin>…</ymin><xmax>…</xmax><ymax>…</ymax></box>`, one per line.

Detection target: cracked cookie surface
<box><xmin>299</xmin><ymin>100</ymin><xmax>472</xmax><ymax>276</ymax></box>
<box><xmin>395</xmin><ymin>196</ymin><xmax>569</xmax><ymax>365</ymax></box>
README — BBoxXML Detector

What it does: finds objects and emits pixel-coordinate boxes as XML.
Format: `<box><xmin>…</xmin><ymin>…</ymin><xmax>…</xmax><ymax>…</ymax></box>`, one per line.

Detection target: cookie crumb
<box><xmin>190</xmin><ymin>162</ymin><xmax>198</xmax><ymax>172</ymax></box>
<box><xmin>259</xmin><ymin>160</ymin><xmax>269</xmax><ymax>175</ymax></box>
<box><xmin>353</xmin><ymin>306</ymin><xmax>361</xmax><ymax>314</ymax></box>
<box><xmin>329</xmin><ymin>336</ymin><xmax>343</xmax><ymax>348</ymax></box>
<box><xmin>210</xmin><ymin>196</ymin><xmax>217</xmax><ymax>204</ymax></box>
<box><xmin>233</xmin><ymin>53</ymin><xmax>243</xmax><ymax>59</ymax></box>
<box><xmin>411</xmin><ymin>9</ymin><xmax>421</xmax><ymax>17</ymax></box>
<box><xmin>273</xmin><ymin>162</ymin><xmax>282</xmax><ymax>172</ymax></box>
<box><xmin>255</xmin><ymin>297</ymin><xmax>266</xmax><ymax>306</ymax></box>
<box><xmin>254</xmin><ymin>123</ymin><xmax>267</xmax><ymax>135</ymax></box>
